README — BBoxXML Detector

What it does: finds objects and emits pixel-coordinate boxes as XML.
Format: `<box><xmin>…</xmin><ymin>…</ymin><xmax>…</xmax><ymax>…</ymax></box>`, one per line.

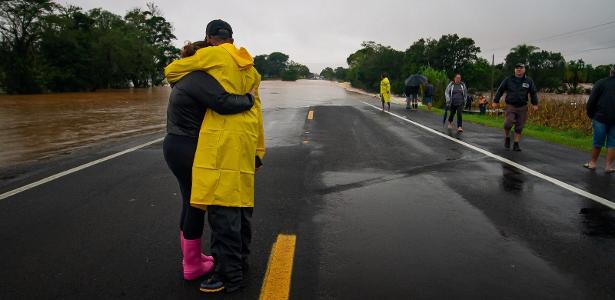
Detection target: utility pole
<box><xmin>489</xmin><ymin>53</ymin><xmax>495</xmax><ymax>101</ymax></box>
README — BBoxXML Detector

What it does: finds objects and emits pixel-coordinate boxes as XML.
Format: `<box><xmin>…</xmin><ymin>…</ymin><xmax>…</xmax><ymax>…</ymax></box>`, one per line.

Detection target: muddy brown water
<box><xmin>0</xmin><ymin>87</ymin><xmax>170</xmax><ymax>168</ymax></box>
<box><xmin>0</xmin><ymin>80</ymin><xmax>349</xmax><ymax>169</ymax></box>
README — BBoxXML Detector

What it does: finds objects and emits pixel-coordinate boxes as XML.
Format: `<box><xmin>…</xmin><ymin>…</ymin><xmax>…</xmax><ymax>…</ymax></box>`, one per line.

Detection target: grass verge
<box><xmin>421</xmin><ymin>106</ymin><xmax>594</xmax><ymax>152</ymax></box>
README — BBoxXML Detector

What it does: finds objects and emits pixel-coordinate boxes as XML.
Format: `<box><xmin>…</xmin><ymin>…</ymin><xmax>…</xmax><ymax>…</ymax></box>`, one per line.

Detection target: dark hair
<box><xmin>381</xmin><ymin>73</ymin><xmax>388</xmax><ymax>78</ymax></box>
<box><xmin>181</xmin><ymin>40</ymin><xmax>208</xmax><ymax>58</ymax></box>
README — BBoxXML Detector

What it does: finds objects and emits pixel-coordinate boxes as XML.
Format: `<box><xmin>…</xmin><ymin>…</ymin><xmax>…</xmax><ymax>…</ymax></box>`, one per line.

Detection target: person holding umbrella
<box><xmin>380</xmin><ymin>73</ymin><xmax>391</xmax><ymax>112</ymax></box>
<box><xmin>444</xmin><ymin>73</ymin><xmax>467</xmax><ymax>133</ymax></box>
<box><xmin>404</xmin><ymin>74</ymin><xmax>427</xmax><ymax>110</ymax></box>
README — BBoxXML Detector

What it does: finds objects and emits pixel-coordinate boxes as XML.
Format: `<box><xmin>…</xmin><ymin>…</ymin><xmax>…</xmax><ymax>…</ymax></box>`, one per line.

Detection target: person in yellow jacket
<box><xmin>164</xmin><ymin>20</ymin><xmax>264</xmax><ymax>293</ymax></box>
<box><xmin>380</xmin><ymin>73</ymin><xmax>391</xmax><ymax>112</ymax></box>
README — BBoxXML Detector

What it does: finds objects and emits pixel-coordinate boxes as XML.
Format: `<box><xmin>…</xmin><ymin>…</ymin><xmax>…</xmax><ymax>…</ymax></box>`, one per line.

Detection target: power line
<box><xmin>527</xmin><ymin>20</ymin><xmax>615</xmax><ymax>44</ymax></box>
<box><xmin>566</xmin><ymin>44</ymin><xmax>615</xmax><ymax>56</ymax></box>
<box><xmin>484</xmin><ymin>17</ymin><xmax>615</xmax><ymax>52</ymax></box>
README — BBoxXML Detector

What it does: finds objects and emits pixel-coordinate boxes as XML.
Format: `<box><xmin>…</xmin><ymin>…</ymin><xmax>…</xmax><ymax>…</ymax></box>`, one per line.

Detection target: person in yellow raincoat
<box><xmin>380</xmin><ymin>73</ymin><xmax>391</xmax><ymax>112</ymax></box>
<box><xmin>164</xmin><ymin>20</ymin><xmax>264</xmax><ymax>293</ymax></box>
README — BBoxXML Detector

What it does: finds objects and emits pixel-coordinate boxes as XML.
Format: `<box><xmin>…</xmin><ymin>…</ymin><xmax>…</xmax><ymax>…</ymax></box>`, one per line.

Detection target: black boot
<box><xmin>513</xmin><ymin>142</ymin><xmax>521</xmax><ymax>152</ymax></box>
<box><xmin>505</xmin><ymin>137</ymin><xmax>511</xmax><ymax>149</ymax></box>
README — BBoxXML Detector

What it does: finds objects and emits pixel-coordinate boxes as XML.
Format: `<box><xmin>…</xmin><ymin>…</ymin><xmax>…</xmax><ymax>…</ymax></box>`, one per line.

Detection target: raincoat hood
<box><xmin>219</xmin><ymin>43</ymin><xmax>254</xmax><ymax>70</ymax></box>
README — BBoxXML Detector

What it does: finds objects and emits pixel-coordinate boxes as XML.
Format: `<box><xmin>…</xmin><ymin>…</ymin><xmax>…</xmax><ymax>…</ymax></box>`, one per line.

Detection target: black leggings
<box><xmin>163</xmin><ymin>134</ymin><xmax>205</xmax><ymax>240</ymax></box>
<box><xmin>448</xmin><ymin>104</ymin><xmax>463</xmax><ymax>128</ymax></box>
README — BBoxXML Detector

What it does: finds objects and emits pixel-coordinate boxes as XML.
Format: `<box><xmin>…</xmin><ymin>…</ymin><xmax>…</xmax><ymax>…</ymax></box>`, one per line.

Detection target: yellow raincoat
<box><xmin>380</xmin><ymin>77</ymin><xmax>391</xmax><ymax>103</ymax></box>
<box><xmin>164</xmin><ymin>43</ymin><xmax>265</xmax><ymax>209</ymax></box>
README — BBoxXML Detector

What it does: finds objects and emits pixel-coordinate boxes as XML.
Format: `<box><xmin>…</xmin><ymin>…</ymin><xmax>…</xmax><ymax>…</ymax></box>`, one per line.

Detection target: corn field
<box><xmin>478</xmin><ymin>93</ymin><xmax>592</xmax><ymax>134</ymax></box>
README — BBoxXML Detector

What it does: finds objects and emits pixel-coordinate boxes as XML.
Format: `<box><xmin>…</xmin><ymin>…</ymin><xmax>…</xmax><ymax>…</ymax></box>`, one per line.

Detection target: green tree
<box><xmin>504</xmin><ymin>44</ymin><xmax>565</xmax><ymax>90</ymax></box>
<box><xmin>460</xmin><ymin>57</ymin><xmax>491</xmax><ymax>91</ymax></box>
<box><xmin>124</xmin><ymin>3</ymin><xmax>179</xmax><ymax>86</ymax></box>
<box><xmin>346</xmin><ymin>41</ymin><xmax>404</xmax><ymax>93</ymax></box>
<box><xmin>267</xmin><ymin>52</ymin><xmax>289</xmax><ymax>78</ymax></box>
<box><xmin>565</xmin><ymin>59</ymin><xmax>589</xmax><ymax>93</ymax></box>
<box><xmin>334</xmin><ymin>67</ymin><xmax>347</xmax><ymax>81</ymax></box>
<box><xmin>420</xmin><ymin>67</ymin><xmax>449</xmax><ymax>108</ymax></box>
<box><xmin>0</xmin><ymin>0</ymin><xmax>58</xmax><ymax>93</ymax></box>
<box><xmin>320</xmin><ymin>67</ymin><xmax>334</xmax><ymax>80</ymax></box>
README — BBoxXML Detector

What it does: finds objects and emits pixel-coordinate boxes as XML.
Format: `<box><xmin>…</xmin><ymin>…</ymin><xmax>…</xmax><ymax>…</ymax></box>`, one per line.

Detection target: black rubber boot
<box><xmin>505</xmin><ymin>137</ymin><xmax>511</xmax><ymax>149</ymax></box>
<box><xmin>513</xmin><ymin>142</ymin><xmax>521</xmax><ymax>152</ymax></box>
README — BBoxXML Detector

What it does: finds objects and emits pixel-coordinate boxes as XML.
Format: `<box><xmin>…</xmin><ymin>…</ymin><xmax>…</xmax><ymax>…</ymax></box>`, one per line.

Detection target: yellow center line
<box><xmin>307</xmin><ymin>110</ymin><xmax>314</xmax><ymax>120</ymax></box>
<box><xmin>259</xmin><ymin>234</ymin><xmax>297</xmax><ymax>300</ymax></box>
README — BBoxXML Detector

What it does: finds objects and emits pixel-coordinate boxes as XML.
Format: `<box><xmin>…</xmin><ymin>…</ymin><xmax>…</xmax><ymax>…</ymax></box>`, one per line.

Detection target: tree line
<box><xmin>0</xmin><ymin>0</ymin><xmax>179</xmax><ymax>94</ymax></box>
<box><xmin>254</xmin><ymin>52</ymin><xmax>311</xmax><ymax>81</ymax></box>
<box><xmin>321</xmin><ymin>34</ymin><xmax>613</xmax><ymax>104</ymax></box>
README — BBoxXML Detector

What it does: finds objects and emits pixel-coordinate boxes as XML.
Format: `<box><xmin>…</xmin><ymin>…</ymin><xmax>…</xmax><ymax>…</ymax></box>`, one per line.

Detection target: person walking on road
<box><xmin>423</xmin><ymin>80</ymin><xmax>434</xmax><ymax>111</ymax></box>
<box><xmin>405</xmin><ymin>84</ymin><xmax>420</xmax><ymax>110</ymax></box>
<box><xmin>584</xmin><ymin>64</ymin><xmax>615</xmax><ymax>173</ymax></box>
<box><xmin>380</xmin><ymin>73</ymin><xmax>391</xmax><ymax>112</ymax></box>
<box><xmin>165</xmin><ymin>19</ymin><xmax>265</xmax><ymax>293</ymax></box>
<box><xmin>492</xmin><ymin>63</ymin><xmax>539</xmax><ymax>151</ymax></box>
<box><xmin>445</xmin><ymin>74</ymin><xmax>468</xmax><ymax>133</ymax></box>
<box><xmin>163</xmin><ymin>41</ymin><xmax>255</xmax><ymax>282</ymax></box>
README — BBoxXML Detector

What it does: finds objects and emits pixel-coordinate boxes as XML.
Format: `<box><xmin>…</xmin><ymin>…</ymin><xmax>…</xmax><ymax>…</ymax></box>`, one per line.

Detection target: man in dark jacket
<box><xmin>584</xmin><ymin>64</ymin><xmax>615</xmax><ymax>173</ymax></box>
<box><xmin>493</xmin><ymin>63</ymin><xmax>539</xmax><ymax>151</ymax></box>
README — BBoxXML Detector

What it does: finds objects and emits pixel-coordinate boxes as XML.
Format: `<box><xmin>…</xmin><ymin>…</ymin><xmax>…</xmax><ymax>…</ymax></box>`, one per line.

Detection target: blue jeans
<box><xmin>592</xmin><ymin>119</ymin><xmax>615</xmax><ymax>148</ymax></box>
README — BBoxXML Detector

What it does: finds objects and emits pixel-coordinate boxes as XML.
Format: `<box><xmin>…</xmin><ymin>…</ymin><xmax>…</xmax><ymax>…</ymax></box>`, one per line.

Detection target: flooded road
<box><xmin>0</xmin><ymin>80</ymin><xmax>347</xmax><ymax>169</ymax></box>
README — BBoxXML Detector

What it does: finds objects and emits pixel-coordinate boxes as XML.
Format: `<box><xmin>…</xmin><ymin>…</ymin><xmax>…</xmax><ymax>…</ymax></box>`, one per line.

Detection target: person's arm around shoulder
<box><xmin>164</xmin><ymin>47</ymin><xmax>223</xmax><ymax>84</ymax></box>
<box><xmin>586</xmin><ymin>79</ymin><xmax>604</xmax><ymax>119</ymax></box>
<box><xmin>178</xmin><ymin>71</ymin><xmax>254</xmax><ymax>114</ymax></box>
<box><xmin>253</xmin><ymin>76</ymin><xmax>265</xmax><ymax>171</ymax></box>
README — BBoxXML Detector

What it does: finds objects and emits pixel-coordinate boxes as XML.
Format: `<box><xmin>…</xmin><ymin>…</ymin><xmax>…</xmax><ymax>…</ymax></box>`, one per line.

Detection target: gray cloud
<box><xmin>61</xmin><ymin>0</ymin><xmax>615</xmax><ymax>73</ymax></box>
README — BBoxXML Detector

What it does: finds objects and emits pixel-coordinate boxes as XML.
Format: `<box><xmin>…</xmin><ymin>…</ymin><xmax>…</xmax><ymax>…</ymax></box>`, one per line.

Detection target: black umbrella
<box><xmin>404</xmin><ymin>74</ymin><xmax>428</xmax><ymax>87</ymax></box>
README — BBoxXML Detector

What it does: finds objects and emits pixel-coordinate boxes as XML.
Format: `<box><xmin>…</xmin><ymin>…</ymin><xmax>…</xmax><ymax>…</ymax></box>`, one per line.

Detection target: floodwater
<box><xmin>0</xmin><ymin>87</ymin><xmax>170</xmax><ymax>168</ymax></box>
<box><xmin>0</xmin><ymin>80</ymin><xmax>349</xmax><ymax>169</ymax></box>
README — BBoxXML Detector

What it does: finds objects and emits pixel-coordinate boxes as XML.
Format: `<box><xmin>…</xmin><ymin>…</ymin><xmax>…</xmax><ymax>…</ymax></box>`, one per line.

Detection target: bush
<box><xmin>420</xmin><ymin>67</ymin><xmax>449</xmax><ymax>108</ymax></box>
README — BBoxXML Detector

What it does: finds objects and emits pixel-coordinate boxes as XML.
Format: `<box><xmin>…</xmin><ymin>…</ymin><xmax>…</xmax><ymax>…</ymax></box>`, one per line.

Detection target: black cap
<box><xmin>515</xmin><ymin>63</ymin><xmax>525</xmax><ymax>68</ymax></box>
<box><xmin>206</xmin><ymin>19</ymin><xmax>233</xmax><ymax>38</ymax></box>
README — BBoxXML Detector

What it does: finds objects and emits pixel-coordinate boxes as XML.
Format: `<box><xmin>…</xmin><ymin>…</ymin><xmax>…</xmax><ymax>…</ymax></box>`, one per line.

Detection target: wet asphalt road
<box><xmin>1</xmin><ymin>80</ymin><xmax>614</xmax><ymax>299</ymax></box>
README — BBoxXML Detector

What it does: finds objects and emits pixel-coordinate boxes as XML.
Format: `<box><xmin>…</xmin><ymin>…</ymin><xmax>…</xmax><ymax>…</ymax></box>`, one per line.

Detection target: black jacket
<box><xmin>494</xmin><ymin>75</ymin><xmax>539</xmax><ymax>107</ymax></box>
<box><xmin>166</xmin><ymin>71</ymin><xmax>254</xmax><ymax>138</ymax></box>
<box><xmin>587</xmin><ymin>75</ymin><xmax>615</xmax><ymax>125</ymax></box>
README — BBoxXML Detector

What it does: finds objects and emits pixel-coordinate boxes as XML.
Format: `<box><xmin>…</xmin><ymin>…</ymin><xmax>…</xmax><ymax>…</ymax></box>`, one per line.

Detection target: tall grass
<box><xmin>473</xmin><ymin>93</ymin><xmax>592</xmax><ymax>134</ymax></box>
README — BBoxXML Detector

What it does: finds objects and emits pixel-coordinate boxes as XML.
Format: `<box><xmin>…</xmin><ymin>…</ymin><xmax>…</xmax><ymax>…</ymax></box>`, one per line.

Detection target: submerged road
<box><xmin>1</xmin><ymin>80</ymin><xmax>614</xmax><ymax>299</ymax></box>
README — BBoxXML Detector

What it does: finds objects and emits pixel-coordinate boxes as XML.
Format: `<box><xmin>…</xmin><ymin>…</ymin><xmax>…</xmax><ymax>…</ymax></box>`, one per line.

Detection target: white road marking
<box><xmin>0</xmin><ymin>137</ymin><xmax>164</xmax><ymax>201</ymax></box>
<box><xmin>362</xmin><ymin>101</ymin><xmax>615</xmax><ymax>209</ymax></box>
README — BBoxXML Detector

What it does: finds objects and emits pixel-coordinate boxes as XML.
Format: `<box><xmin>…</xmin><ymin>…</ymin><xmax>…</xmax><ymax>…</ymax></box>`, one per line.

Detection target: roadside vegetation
<box><xmin>253</xmin><ymin>52</ymin><xmax>311</xmax><ymax>81</ymax></box>
<box><xmin>323</xmin><ymin>35</ymin><xmax>611</xmax><ymax>149</ymax></box>
<box><xmin>0</xmin><ymin>1</ymin><xmax>179</xmax><ymax>93</ymax></box>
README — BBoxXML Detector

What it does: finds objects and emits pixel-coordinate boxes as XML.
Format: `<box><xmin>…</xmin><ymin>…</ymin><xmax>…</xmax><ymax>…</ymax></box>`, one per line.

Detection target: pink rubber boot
<box><xmin>182</xmin><ymin>238</ymin><xmax>215</xmax><ymax>280</ymax></box>
<box><xmin>180</xmin><ymin>232</ymin><xmax>214</xmax><ymax>263</ymax></box>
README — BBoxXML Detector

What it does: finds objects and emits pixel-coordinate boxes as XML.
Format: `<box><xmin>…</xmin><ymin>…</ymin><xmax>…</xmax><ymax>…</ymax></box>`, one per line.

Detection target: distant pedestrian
<box><xmin>465</xmin><ymin>94</ymin><xmax>473</xmax><ymax>111</ymax></box>
<box><xmin>445</xmin><ymin>73</ymin><xmax>467</xmax><ymax>132</ymax></box>
<box><xmin>405</xmin><ymin>84</ymin><xmax>420</xmax><ymax>110</ymax></box>
<box><xmin>380</xmin><ymin>73</ymin><xmax>391</xmax><ymax>112</ymax></box>
<box><xmin>584</xmin><ymin>64</ymin><xmax>615</xmax><ymax>173</ymax></box>
<box><xmin>423</xmin><ymin>80</ymin><xmax>434</xmax><ymax>111</ymax></box>
<box><xmin>492</xmin><ymin>63</ymin><xmax>539</xmax><ymax>151</ymax></box>
<box><xmin>478</xmin><ymin>95</ymin><xmax>487</xmax><ymax>115</ymax></box>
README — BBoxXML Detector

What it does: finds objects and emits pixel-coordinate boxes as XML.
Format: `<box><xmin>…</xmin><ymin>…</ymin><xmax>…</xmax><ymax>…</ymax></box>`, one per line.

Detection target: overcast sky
<box><xmin>61</xmin><ymin>0</ymin><xmax>615</xmax><ymax>73</ymax></box>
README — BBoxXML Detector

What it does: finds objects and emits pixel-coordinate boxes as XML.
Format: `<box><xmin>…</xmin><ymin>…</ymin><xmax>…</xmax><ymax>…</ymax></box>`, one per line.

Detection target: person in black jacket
<box><xmin>492</xmin><ymin>63</ymin><xmax>539</xmax><ymax>151</ymax></box>
<box><xmin>163</xmin><ymin>41</ymin><xmax>255</xmax><ymax>281</ymax></box>
<box><xmin>584</xmin><ymin>65</ymin><xmax>615</xmax><ymax>173</ymax></box>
